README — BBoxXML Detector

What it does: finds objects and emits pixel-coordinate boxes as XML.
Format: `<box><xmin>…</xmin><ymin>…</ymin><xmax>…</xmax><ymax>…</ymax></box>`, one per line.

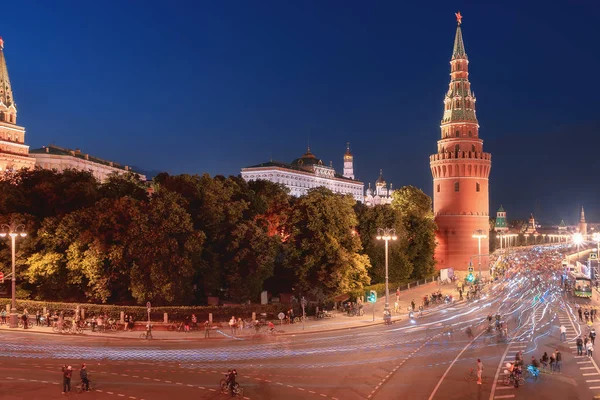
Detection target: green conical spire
<box><xmin>452</xmin><ymin>24</ymin><xmax>468</xmax><ymax>61</ymax></box>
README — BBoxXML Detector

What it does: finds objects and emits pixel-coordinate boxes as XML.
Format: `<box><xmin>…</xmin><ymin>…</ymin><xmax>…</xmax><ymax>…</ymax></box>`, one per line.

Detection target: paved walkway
<box><xmin>0</xmin><ymin>281</ymin><xmax>464</xmax><ymax>340</ymax></box>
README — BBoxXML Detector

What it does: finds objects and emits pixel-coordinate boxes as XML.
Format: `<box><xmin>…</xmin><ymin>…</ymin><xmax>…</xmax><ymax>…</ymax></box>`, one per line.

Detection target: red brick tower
<box><xmin>429</xmin><ymin>13</ymin><xmax>491</xmax><ymax>273</ymax></box>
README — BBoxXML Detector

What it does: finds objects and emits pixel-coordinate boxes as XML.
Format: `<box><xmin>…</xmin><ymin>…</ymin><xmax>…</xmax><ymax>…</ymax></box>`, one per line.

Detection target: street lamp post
<box><xmin>376</xmin><ymin>228</ymin><xmax>397</xmax><ymax>318</ymax></box>
<box><xmin>472</xmin><ymin>229</ymin><xmax>487</xmax><ymax>281</ymax></box>
<box><xmin>0</xmin><ymin>224</ymin><xmax>27</xmax><ymax>329</ymax></box>
<box><xmin>573</xmin><ymin>233</ymin><xmax>583</xmax><ymax>264</ymax></box>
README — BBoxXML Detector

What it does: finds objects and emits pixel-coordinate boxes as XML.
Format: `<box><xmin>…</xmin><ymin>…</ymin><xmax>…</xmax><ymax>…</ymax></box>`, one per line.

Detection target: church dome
<box><xmin>375</xmin><ymin>169</ymin><xmax>386</xmax><ymax>186</ymax></box>
<box><xmin>291</xmin><ymin>147</ymin><xmax>323</xmax><ymax>166</ymax></box>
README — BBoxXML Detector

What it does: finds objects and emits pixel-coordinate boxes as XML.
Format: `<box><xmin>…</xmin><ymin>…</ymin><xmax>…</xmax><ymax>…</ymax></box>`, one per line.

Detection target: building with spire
<box><xmin>494</xmin><ymin>206</ymin><xmax>508</xmax><ymax>232</ymax></box>
<box><xmin>579</xmin><ymin>206</ymin><xmax>588</xmax><ymax>236</ymax></box>
<box><xmin>0</xmin><ymin>37</ymin><xmax>35</xmax><ymax>172</ymax></box>
<box><xmin>364</xmin><ymin>169</ymin><xmax>394</xmax><ymax>206</ymax></box>
<box><xmin>343</xmin><ymin>142</ymin><xmax>354</xmax><ymax>180</ymax></box>
<box><xmin>429</xmin><ymin>13</ymin><xmax>491</xmax><ymax>273</ymax></box>
<box><xmin>241</xmin><ymin>144</ymin><xmax>364</xmax><ymax>202</ymax></box>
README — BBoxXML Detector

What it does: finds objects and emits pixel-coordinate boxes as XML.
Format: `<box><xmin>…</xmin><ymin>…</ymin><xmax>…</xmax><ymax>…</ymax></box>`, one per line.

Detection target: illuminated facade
<box><xmin>430</xmin><ymin>14</ymin><xmax>491</xmax><ymax>272</ymax></box>
<box><xmin>579</xmin><ymin>206</ymin><xmax>588</xmax><ymax>236</ymax></box>
<box><xmin>30</xmin><ymin>145</ymin><xmax>146</xmax><ymax>182</ymax></box>
<box><xmin>364</xmin><ymin>170</ymin><xmax>394</xmax><ymax>206</ymax></box>
<box><xmin>0</xmin><ymin>37</ymin><xmax>35</xmax><ymax>172</ymax></box>
<box><xmin>241</xmin><ymin>145</ymin><xmax>364</xmax><ymax>202</ymax></box>
<box><xmin>494</xmin><ymin>205</ymin><xmax>508</xmax><ymax>232</ymax></box>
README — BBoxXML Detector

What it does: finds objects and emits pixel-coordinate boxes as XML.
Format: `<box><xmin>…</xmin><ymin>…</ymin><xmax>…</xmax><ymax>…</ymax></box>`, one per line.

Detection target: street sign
<box><xmin>146</xmin><ymin>301</ymin><xmax>151</xmax><ymax>309</ymax></box>
<box><xmin>590</xmin><ymin>253</ymin><xmax>598</xmax><ymax>260</ymax></box>
<box><xmin>468</xmin><ymin>266</ymin><xmax>474</xmax><ymax>273</ymax></box>
<box><xmin>368</xmin><ymin>290</ymin><xmax>377</xmax><ymax>303</ymax></box>
<box><xmin>278</xmin><ymin>312</ymin><xmax>285</xmax><ymax>320</ymax></box>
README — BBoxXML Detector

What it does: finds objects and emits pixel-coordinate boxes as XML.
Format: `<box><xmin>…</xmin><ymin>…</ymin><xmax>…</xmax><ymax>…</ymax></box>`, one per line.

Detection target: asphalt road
<box><xmin>1</xmin><ymin>248</ymin><xmax>599</xmax><ymax>400</ymax></box>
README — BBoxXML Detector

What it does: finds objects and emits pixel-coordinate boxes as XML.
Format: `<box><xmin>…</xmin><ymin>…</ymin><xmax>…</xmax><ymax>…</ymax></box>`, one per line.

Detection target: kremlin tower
<box><xmin>429</xmin><ymin>13</ymin><xmax>491</xmax><ymax>273</ymax></box>
<box><xmin>0</xmin><ymin>37</ymin><xmax>35</xmax><ymax>172</ymax></box>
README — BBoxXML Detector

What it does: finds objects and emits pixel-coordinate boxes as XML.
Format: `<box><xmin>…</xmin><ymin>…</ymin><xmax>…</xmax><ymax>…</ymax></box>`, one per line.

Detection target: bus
<box><xmin>567</xmin><ymin>271</ymin><xmax>592</xmax><ymax>298</ymax></box>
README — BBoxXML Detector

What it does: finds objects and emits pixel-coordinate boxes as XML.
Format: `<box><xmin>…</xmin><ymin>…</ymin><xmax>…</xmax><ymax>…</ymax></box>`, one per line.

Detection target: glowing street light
<box><xmin>376</xmin><ymin>228</ymin><xmax>397</xmax><ymax>320</ymax></box>
<box><xmin>573</xmin><ymin>232</ymin><xmax>584</xmax><ymax>263</ymax></box>
<box><xmin>0</xmin><ymin>224</ymin><xmax>27</xmax><ymax>328</ymax></box>
<box><xmin>472</xmin><ymin>229</ymin><xmax>487</xmax><ymax>280</ymax></box>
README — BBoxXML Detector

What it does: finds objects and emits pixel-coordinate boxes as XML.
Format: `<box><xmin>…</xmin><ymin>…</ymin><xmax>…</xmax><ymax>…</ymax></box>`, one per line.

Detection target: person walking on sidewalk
<box><xmin>587</xmin><ymin>341</ymin><xmax>594</xmax><ymax>358</ymax></box>
<box><xmin>579</xmin><ymin>308</ymin><xmax>583</xmax><ymax>322</ymax></box>
<box><xmin>396</xmin><ymin>288</ymin><xmax>400</xmax><ymax>302</ymax></box>
<box><xmin>591</xmin><ymin>328</ymin><xmax>596</xmax><ymax>345</ymax></box>
<box><xmin>394</xmin><ymin>301</ymin><xmax>399</xmax><ymax>314</ymax></box>
<box><xmin>560</xmin><ymin>325</ymin><xmax>567</xmax><ymax>342</ymax></box>
<box><xmin>411</xmin><ymin>300</ymin><xmax>415</xmax><ymax>311</ymax></box>
<box><xmin>204</xmin><ymin>320</ymin><xmax>210</xmax><ymax>338</ymax></box>
<box><xmin>555</xmin><ymin>350</ymin><xmax>562</xmax><ymax>372</ymax></box>
<box><xmin>476</xmin><ymin>359</ymin><xmax>483</xmax><ymax>385</ymax></box>
<box><xmin>585</xmin><ymin>309</ymin><xmax>590</xmax><ymax>323</ymax></box>
<box><xmin>35</xmin><ymin>310</ymin><xmax>41</xmax><ymax>326</ymax></box>
<box><xmin>62</xmin><ymin>365</ymin><xmax>72</xmax><ymax>394</ymax></box>
<box><xmin>577</xmin><ymin>336</ymin><xmax>584</xmax><ymax>356</ymax></box>
<box><xmin>549</xmin><ymin>352</ymin><xmax>556</xmax><ymax>372</ymax></box>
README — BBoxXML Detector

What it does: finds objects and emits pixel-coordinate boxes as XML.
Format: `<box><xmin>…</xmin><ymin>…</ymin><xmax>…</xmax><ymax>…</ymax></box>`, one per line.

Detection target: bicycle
<box><xmin>464</xmin><ymin>368</ymin><xmax>478</xmax><ymax>382</ymax></box>
<box><xmin>503</xmin><ymin>371</ymin><xmax>524</xmax><ymax>387</ymax></box>
<box><xmin>76</xmin><ymin>376</ymin><xmax>92</xmax><ymax>393</ymax></box>
<box><xmin>139</xmin><ymin>330</ymin><xmax>153</xmax><ymax>340</ymax></box>
<box><xmin>220</xmin><ymin>379</ymin><xmax>244</xmax><ymax>397</ymax></box>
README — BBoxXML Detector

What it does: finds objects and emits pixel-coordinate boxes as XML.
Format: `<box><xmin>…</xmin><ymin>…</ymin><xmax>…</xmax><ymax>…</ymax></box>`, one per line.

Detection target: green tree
<box><xmin>284</xmin><ymin>188</ymin><xmax>371</xmax><ymax>298</ymax></box>
<box><xmin>391</xmin><ymin>186</ymin><xmax>437</xmax><ymax>279</ymax></box>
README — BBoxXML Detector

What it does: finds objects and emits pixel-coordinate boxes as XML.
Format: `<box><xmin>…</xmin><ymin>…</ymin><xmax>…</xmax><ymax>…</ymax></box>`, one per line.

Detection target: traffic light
<box><xmin>466</xmin><ymin>273</ymin><xmax>474</xmax><ymax>283</ymax></box>
<box><xmin>368</xmin><ymin>290</ymin><xmax>377</xmax><ymax>303</ymax></box>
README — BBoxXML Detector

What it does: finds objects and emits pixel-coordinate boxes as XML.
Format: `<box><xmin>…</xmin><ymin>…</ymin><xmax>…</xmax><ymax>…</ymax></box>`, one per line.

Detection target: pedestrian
<box><xmin>124</xmin><ymin>314</ymin><xmax>130</xmax><ymax>331</ymax></box>
<box><xmin>579</xmin><ymin>308</ymin><xmax>583</xmax><ymax>322</ymax></box>
<box><xmin>35</xmin><ymin>310</ymin><xmax>41</xmax><ymax>326</ymax></box>
<box><xmin>476</xmin><ymin>358</ymin><xmax>483</xmax><ymax>385</ymax></box>
<box><xmin>555</xmin><ymin>350</ymin><xmax>562</xmax><ymax>372</ymax></box>
<box><xmin>396</xmin><ymin>288</ymin><xmax>400</xmax><ymax>302</ymax></box>
<box><xmin>62</xmin><ymin>365</ymin><xmax>72</xmax><ymax>394</ymax></box>
<box><xmin>229</xmin><ymin>316</ymin><xmax>237</xmax><ymax>336</ymax></box>
<box><xmin>540</xmin><ymin>352</ymin><xmax>549</xmax><ymax>370</ymax></box>
<box><xmin>459</xmin><ymin>288</ymin><xmax>463</xmax><ymax>300</ymax></box>
<box><xmin>204</xmin><ymin>320</ymin><xmax>210</xmax><ymax>338</ymax></box>
<box><xmin>0</xmin><ymin>309</ymin><xmax>6</xmax><ymax>324</ymax></box>
<box><xmin>591</xmin><ymin>328</ymin><xmax>596</xmax><ymax>345</ymax></box>
<box><xmin>577</xmin><ymin>336</ymin><xmax>584</xmax><ymax>356</ymax></box>
<box><xmin>549</xmin><ymin>352</ymin><xmax>556</xmax><ymax>372</ymax></box>
<box><xmin>585</xmin><ymin>309</ymin><xmax>590</xmax><ymax>323</ymax></box>
<box><xmin>184</xmin><ymin>316</ymin><xmax>190</xmax><ymax>333</ymax></box>
<box><xmin>394</xmin><ymin>301</ymin><xmax>399</xmax><ymax>314</ymax></box>
<box><xmin>80</xmin><ymin>364</ymin><xmax>89</xmax><ymax>392</ymax></box>
<box><xmin>191</xmin><ymin>314</ymin><xmax>197</xmax><ymax>331</ymax></box>
<box><xmin>46</xmin><ymin>310</ymin><xmax>51</xmax><ymax>327</ymax></box>
<box><xmin>587</xmin><ymin>341</ymin><xmax>594</xmax><ymax>358</ymax></box>
<box><xmin>21</xmin><ymin>310</ymin><xmax>28</xmax><ymax>329</ymax></box>
<box><xmin>411</xmin><ymin>299</ymin><xmax>415</xmax><ymax>311</ymax></box>
<box><xmin>560</xmin><ymin>324</ymin><xmax>567</xmax><ymax>341</ymax></box>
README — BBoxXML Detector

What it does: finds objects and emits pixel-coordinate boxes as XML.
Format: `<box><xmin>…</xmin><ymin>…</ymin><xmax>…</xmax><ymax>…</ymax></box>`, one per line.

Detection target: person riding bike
<box><xmin>528</xmin><ymin>356</ymin><xmax>540</xmax><ymax>376</ymax></box>
<box><xmin>225</xmin><ymin>369</ymin><xmax>237</xmax><ymax>396</ymax></box>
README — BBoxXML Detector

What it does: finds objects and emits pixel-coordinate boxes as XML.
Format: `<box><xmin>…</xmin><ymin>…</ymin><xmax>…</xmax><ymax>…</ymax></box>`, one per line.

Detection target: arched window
<box><xmin>456</xmin><ymin>131</ymin><xmax>460</xmax><ymax>138</ymax></box>
<box><xmin>454</xmin><ymin>182</ymin><xmax>459</xmax><ymax>192</ymax></box>
<box><xmin>437</xmin><ymin>184</ymin><xmax>440</xmax><ymax>193</ymax></box>
<box><xmin>472</xmin><ymin>145</ymin><xmax>475</xmax><ymax>152</ymax></box>
<box><xmin>468</xmin><ymin>130</ymin><xmax>472</xmax><ymax>137</ymax></box>
<box><xmin>455</xmin><ymin>144</ymin><xmax>460</xmax><ymax>153</ymax></box>
<box><xmin>476</xmin><ymin>182</ymin><xmax>480</xmax><ymax>192</ymax></box>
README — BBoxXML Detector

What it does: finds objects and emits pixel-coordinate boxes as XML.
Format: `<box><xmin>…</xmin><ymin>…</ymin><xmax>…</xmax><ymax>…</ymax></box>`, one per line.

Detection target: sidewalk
<box><xmin>0</xmin><ymin>281</ymin><xmax>463</xmax><ymax>340</ymax></box>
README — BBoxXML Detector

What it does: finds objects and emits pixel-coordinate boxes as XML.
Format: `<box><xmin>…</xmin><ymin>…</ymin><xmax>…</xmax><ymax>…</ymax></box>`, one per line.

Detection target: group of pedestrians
<box><xmin>61</xmin><ymin>364</ymin><xmax>89</xmax><ymax>394</ymax></box>
<box><xmin>576</xmin><ymin>334</ymin><xmax>595</xmax><ymax>357</ymax></box>
<box><xmin>577</xmin><ymin>306</ymin><xmax>598</xmax><ymax>323</ymax></box>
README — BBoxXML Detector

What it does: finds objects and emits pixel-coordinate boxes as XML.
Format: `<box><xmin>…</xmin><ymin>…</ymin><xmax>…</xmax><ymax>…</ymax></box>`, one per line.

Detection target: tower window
<box><xmin>437</xmin><ymin>184</ymin><xmax>440</xmax><ymax>193</ymax></box>
<box><xmin>476</xmin><ymin>182</ymin><xmax>480</xmax><ymax>192</ymax></box>
<box><xmin>455</xmin><ymin>131</ymin><xmax>460</xmax><ymax>138</ymax></box>
<box><xmin>454</xmin><ymin>182</ymin><xmax>459</xmax><ymax>192</ymax></box>
<box><xmin>472</xmin><ymin>145</ymin><xmax>475</xmax><ymax>152</ymax></box>
<box><xmin>455</xmin><ymin>144</ymin><xmax>459</xmax><ymax>153</ymax></box>
<box><xmin>468</xmin><ymin>130</ymin><xmax>472</xmax><ymax>137</ymax></box>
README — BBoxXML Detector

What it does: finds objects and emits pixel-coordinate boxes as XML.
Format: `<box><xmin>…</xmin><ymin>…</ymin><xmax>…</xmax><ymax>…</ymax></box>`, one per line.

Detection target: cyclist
<box><xmin>267</xmin><ymin>321</ymin><xmax>275</xmax><ymax>334</ymax></box>
<box><xmin>80</xmin><ymin>363</ymin><xmax>90</xmax><ymax>392</ymax></box>
<box><xmin>225</xmin><ymin>369</ymin><xmax>238</xmax><ymax>396</ymax></box>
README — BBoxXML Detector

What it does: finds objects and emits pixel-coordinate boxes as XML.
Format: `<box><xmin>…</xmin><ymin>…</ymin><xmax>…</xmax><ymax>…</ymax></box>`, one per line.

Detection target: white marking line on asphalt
<box><xmin>428</xmin><ymin>329</ymin><xmax>486</xmax><ymax>400</ymax></box>
<box><xmin>581</xmin><ymin>367</ymin><xmax>596</xmax><ymax>370</ymax></box>
<box><xmin>583</xmin><ymin>373</ymin><xmax>600</xmax><ymax>376</ymax></box>
<box><xmin>495</xmin><ymin>386</ymin><xmax>514</xmax><ymax>390</ymax></box>
<box><xmin>494</xmin><ymin>396</ymin><xmax>515</xmax><ymax>399</ymax></box>
<box><xmin>587</xmin><ymin>379</ymin><xmax>600</xmax><ymax>382</ymax></box>
<box><xmin>591</xmin><ymin>386</ymin><xmax>600</xmax><ymax>389</ymax></box>
<box><xmin>578</xmin><ymin>361</ymin><xmax>593</xmax><ymax>364</ymax></box>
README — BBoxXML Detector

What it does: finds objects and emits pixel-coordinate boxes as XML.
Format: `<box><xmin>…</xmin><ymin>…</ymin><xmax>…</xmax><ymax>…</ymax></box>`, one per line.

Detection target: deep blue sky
<box><xmin>3</xmin><ymin>1</ymin><xmax>600</xmax><ymax>223</ymax></box>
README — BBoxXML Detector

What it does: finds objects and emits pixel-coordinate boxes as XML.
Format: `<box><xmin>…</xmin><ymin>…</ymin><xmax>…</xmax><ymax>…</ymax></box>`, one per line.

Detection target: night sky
<box><xmin>3</xmin><ymin>1</ymin><xmax>600</xmax><ymax>224</ymax></box>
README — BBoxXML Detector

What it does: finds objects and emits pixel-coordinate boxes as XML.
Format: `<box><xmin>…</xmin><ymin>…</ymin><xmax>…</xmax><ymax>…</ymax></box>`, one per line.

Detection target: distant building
<box><xmin>0</xmin><ymin>37</ymin><xmax>36</xmax><ymax>172</ymax></box>
<box><xmin>525</xmin><ymin>214</ymin><xmax>537</xmax><ymax>234</ymax></box>
<box><xmin>364</xmin><ymin>170</ymin><xmax>394</xmax><ymax>206</ymax></box>
<box><xmin>558</xmin><ymin>219</ymin><xmax>568</xmax><ymax>231</ymax></box>
<box><xmin>241</xmin><ymin>145</ymin><xmax>364</xmax><ymax>202</ymax></box>
<box><xmin>494</xmin><ymin>205</ymin><xmax>508</xmax><ymax>232</ymax></box>
<box><xmin>579</xmin><ymin>206</ymin><xmax>588</xmax><ymax>235</ymax></box>
<box><xmin>30</xmin><ymin>145</ymin><xmax>146</xmax><ymax>182</ymax></box>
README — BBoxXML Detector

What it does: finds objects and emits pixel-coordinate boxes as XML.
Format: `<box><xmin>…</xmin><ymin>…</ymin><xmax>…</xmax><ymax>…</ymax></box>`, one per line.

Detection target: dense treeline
<box><xmin>0</xmin><ymin>169</ymin><xmax>436</xmax><ymax>305</ymax></box>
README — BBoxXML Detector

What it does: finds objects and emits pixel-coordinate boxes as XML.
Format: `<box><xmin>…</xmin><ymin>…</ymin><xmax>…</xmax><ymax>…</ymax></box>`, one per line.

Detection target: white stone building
<box><xmin>30</xmin><ymin>145</ymin><xmax>146</xmax><ymax>182</ymax></box>
<box><xmin>241</xmin><ymin>145</ymin><xmax>364</xmax><ymax>202</ymax></box>
<box><xmin>364</xmin><ymin>170</ymin><xmax>395</xmax><ymax>206</ymax></box>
